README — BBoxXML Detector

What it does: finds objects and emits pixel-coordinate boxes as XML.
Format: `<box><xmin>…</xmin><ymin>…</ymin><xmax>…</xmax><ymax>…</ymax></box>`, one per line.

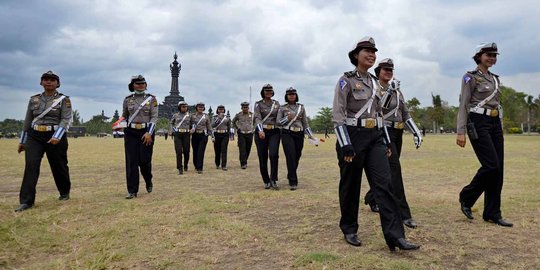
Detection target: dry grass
<box><xmin>0</xmin><ymin>134</ymin><xmax>539</xmax><ymax>269</ymax></box>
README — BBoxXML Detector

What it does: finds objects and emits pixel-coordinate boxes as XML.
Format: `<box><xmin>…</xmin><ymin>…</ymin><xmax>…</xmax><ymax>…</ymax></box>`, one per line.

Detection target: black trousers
<box><xmin>173</xmin><ymin>132</ymin><xmax>190</xmax><ymax>170</ymax></box>
<box><xmin>337</xmin><ymin>126</ymin><xmax>404</xmax><ymax>244</ymax></box>
<box><xmin>191</xmin><ymin>133</ymin><xmax>208</xmax><ymax>171</ymax></box>
<box><xmin>19</xmin><ymin>130</ymin><xmax>71</xmax><ymax>205</ymax></box>
<box><xmin>124</xmin><ymin>128</ymin><xmax>154</xmax><ymax>194</ymax></box>
<box><xmin>213</xmin><ymin>133</ymin><xmax>229</xmax><ymax>168</ymax></box>
<box><xmin>365</xmin><ymin>128</ymin><xmax>413</xmax><ymax>220</ymax></box>
<box><xmin>281</xmin><ymin>130</ymin><xmax>304</xmax><ymax>185</ymax></box>
<box><xmin>460</xmin><ymin>113</ymin><xmax>504</xmax><ymax>220</ymax></box>
<box><xmin>254</xmin><ymin>128</ymin><xmax>280</xmax><ymax>183</ymax></box>
<box><xmin>237</xmin><ymin>133</ymin><xmax>253</xmax><ymax>166</ymax></box>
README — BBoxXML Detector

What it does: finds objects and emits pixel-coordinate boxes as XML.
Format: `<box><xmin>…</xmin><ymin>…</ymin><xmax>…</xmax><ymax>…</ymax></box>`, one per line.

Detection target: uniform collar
<box><xmin>41</xmin><ymin>90</ymin><xmax>59</xmax><ymax>97</ymax></box>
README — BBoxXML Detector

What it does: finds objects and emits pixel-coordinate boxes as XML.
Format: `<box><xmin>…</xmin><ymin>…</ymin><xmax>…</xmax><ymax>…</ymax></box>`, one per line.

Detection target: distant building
<box><xmin>158</xmin><ymin>52</ymin><xmax>185</xmax><ymax>119</ymax></box>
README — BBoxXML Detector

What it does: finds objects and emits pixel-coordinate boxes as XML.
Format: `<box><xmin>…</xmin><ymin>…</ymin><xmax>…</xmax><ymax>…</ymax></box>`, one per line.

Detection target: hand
<box><xmin>414</xmin><ymin>135</ymin><xmax>422</xmax><ymax>149</ymax></box>
<box><xmin>18</xmin><ymin>144</ymin><xmax>25</xmax><ymax>154</ymax></box>
<box><xmin>287</xmin><ymin>112</ymin><xmax>294</xmax><ymax>121</ymax></box>
<box><xmin>211</xmin><ymin>137</ymin><xmax>215</xmax><ymax>143</ymax></box>
<box><xmin>258</xmin><ymin>131</ymin><xmax>265</xmax><ymax>140</ymax></box>
<box><xmin>342</xmin><ymin>145</ymin><xmax>355</xmax><ymax>162</ymax></box>
<box><xmin>386</xmin><ymin>147</ymin><xmax>392</xmax><ymax>157</ymax></box>
<box><xmin>142</xmin><ymin>133</ymin><xmax>153</xmax><ymax>146</ymax></box>
<box><xmin>47</xmin><ymin>138</ymin><xmax>61</xmax><ymax>145</ymax></box>
<box><xmin>456</xmin><ymin>134</ymin><xmax>466</xmax><ymax>148</ymax></box>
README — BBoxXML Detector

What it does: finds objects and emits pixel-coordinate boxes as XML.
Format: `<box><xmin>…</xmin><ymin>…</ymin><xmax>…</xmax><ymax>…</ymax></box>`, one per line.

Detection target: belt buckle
<box><xmin>365</xmin><ymin>119</ymin><xmax>376</xmax><ymax>129</ymax></box>
<box><xmin>36</xmin><ymin>125</ymin><xmax>47</xmax><ymax>132</ymax></box>
<box><xmin>490</xmin><ymin>109</ymin><xmax>498</xmax><ymax>117</ymax></box>
<box><xmin>396</xmin><ymin>122</ymin><xmax>405</xmax><ymax>129</ymax></box>
<box><xmin>135</xmin><ymin>124</ymin><xmax>142</xmax><ymax>129</ymax></box>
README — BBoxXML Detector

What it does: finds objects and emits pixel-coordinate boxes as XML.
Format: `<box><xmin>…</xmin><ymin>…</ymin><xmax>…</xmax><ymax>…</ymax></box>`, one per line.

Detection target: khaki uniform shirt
<box><xmin>278</xmin><ymin>103</ymin><xmax>309</xmax><ymax>130</ymax></box>
<box><xmin>170</xmin><ymin>112</ymin><xmax>191</xmax><ymax>132</ymax></box>
<box><xmin>22</xmin><ymin>91</ymin><xmax>72</xmax><ymax>133</ymax></box>
<box><xmin>254</xmin><ymin>99</ymin><xmax>280</xmax><ymax>129</ymax></box>
<box><xmin>212</xmin><ymin>114</ymin><xmax>231</xmax><ymax>132</ymax></box>
<box><xmin>191</xmin><ymin>113</ymin><xmax>212</xmax><ymax>133</ymax></box>
<box><xmin>332</xmin><ymin>70</ymin><xmax>381</xmax><ymax>127</ymax></box>
<box><xmin>456</xmin><ymin>68</ymin><xmax>501</xmax><ymax>134</ymax></box>
<box><xmin>232</xmin><ymin>111</ymin><xmax>254</xmax><ymax>133</ymax></box>
<box><xmin>381</xmin><ymin>88</ymin><xmax>410</xmax><ymax>123</ymax></box>
<box><xmin>122</xmin><ymin>93</ymin><xmax>158</xmax><ymax>124</ymax></box>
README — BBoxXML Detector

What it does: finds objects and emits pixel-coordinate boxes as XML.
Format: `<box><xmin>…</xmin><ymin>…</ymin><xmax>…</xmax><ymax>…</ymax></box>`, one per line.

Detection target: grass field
<box><xmin>1</xmin><ymin>134</ymin><xmax>539</xmax><ymax>269</ymax></box>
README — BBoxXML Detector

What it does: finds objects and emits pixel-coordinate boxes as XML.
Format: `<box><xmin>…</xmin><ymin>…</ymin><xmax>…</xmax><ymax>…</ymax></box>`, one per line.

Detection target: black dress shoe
<box><xmin>290</xmin><ymin>185</ymin><xmax>298</xmax><ymax>191</ymax></box>
<box><xmin>146</xmin><ymin>186</ymin><xmax>153</xmax><ymax>193</ymax></box>
<box><xmin>388</xmin><ymin>238</ymin><xmax>420</xmax><ymax>251</ymax></box>
<box><xmin>58</xmin><ymin>194</ymin><xmax>70</xmax><ymax>200</ymax></box>
<box><xmin>222</xmin><ymin>167</ymin><xmax>228</xmax><ymax>171</ymax></box>
<box><xmin>216</xmin><ymin>165</ymin><xmax>221</xmax><ymax>169</ymax></box>
<box><xmin>264</xmin><ymin>182</ymin><xmax>272</xmax><ymax>189</ymax></box>
<box><xmin>403</xmin><ymin>218</ymin><xmax>417</xmax><ymax>229</ymax></box>
<box><xmin>368</xmin><ymin>203</ymin><xmax>379</xmax><ymax>213</ymax></box>
<box><xmin>484</xmin><ymin>218</ymin><xmax>513</xmax><ymax>227</ymax></box>
<box><xmin>270</xmin><ymin>181</ymin><xmax>279</xmax><ymax>190</ymax></box>
<box><xmin>460</xmin><ymin>200</ymin><xmax>474</xmax><ymax>219</ymax></box>
<box><xmin>15</xmin><ymin>204</ymin><xmax>32</xmax><ymax>212</ymax></box>
<box><xmin>125</xmin><ymin>193</ymin><xmax>137</xmax><ymax>199</ymax></box>
<box><xmin>184</xmin><ymin>165</ymin><xmax>188</xmax><ymax>172</ymax></box>
<box><xmin>178</xmin><ymin>169</ymin><xmax>183</xmax><ymax>175</ymax></box>
<box><xmin>344</xmin><ymin>234</ymin><xmax>362</xmax><ymax>246</ymax></box>
<box><xmin>241</xmin><ymin>165</ymin><xmax>247</xmax><ymax>169</ymax></box>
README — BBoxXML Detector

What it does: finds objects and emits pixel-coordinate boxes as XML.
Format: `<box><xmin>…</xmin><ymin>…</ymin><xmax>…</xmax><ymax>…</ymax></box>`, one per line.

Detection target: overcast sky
<box><xmin>1</xmin><ymin>0</ymin><xmax>539</xmax><ymax>121</ymax></box>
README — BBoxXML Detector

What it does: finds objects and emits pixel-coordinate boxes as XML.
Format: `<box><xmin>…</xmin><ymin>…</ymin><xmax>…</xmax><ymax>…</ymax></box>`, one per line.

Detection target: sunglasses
<box><xmin>287</xmin><ymin>93</ymin><xmax>297</xmax><ymax>95</ymax></box>
<box><xmin>382</xmin><ymin>68</ymin><xmax>393</xmax><ymax>72</ymax></box>
<box><xmin>486</xmin><ymin>53</ymin><xmax>498</xmax><ymax>58</ymax></box>
<box><xmin>134</xmin><ymin>82</ymin><xmax>146</xmax><ymax>85</ymax></box>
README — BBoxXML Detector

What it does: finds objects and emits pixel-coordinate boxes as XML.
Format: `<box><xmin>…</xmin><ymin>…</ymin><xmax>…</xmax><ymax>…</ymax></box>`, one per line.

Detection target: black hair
<box><xmin>473</xmin><ymin>53</ymin><xmax>482</xmax><ymax>65</ymax></box>
<box><xmin>374</xmin><ymin>67</ymin><xmax>382</xmax><ymax>78</ymax></box>
<box><xmin>284</xmin><ymin>92</ymin><xmax>299</xmax><ymax>103</ymax></box>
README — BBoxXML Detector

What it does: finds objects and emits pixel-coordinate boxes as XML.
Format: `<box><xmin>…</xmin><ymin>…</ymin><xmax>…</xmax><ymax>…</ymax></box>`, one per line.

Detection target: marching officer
<box><xmin>278</xmin><ymin>87</ymin><xmax>314</xmax><ymax>190</ymax></box>
<box><xmin>254</xmin><ymin>84</ymin><xmax>281</xmax><ymax>189</ymax></box>
<box><xmin>212</xmin><ymin>105</ymin><xmax>231</xmax><ymax>171</ymax></box>
<box><xmin>456</xmin><ymin>42</ymin><xmax>513</xmax><ymax>227</ymax></box>
<box><xmin>120</xmin><ymin>75</ymin><xmax>158</xmax><ymax>199</ymax></box>
<box><xmin>332</xmin><ymin>37</ymin><xmax>419</xmax><ymax>251</ymax></box>
<box><xmin>232</xmin><ymin>102</ymin><xmax>254</xmax><ymax>169</ymax></box>
<box><xmin>364</xmin><ymin>58</ymin><xmax>423</xmax><ymax>229</ymax></box>
<box><xmin>15</xmin><ymin>70</ymin><xmax>72</xmax><ymax>212</ymax></box>
<box><xmin>190</xmin><ymin>102</ymin><xmax>212</xmax><ymax>174</ymax></box>
<box><xmin>170</xmin><ymin>101</ymin><xmax>191</xmax><ymax>175</ymax></box>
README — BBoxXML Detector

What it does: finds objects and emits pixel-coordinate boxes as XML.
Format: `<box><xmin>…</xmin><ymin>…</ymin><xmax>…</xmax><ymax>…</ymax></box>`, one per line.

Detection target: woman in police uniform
<box><xmin>170</xmin><ymin>101</ymin><xmax>191</xmax><ymax>175</ymax></box>
<box><xmin>232</xmin><ymin>102</ymin><xmax>254</xmax><ymax>169</ymax></box>
<box><xmin>332</xmin><ymin>37</ymin><xmax>419</xmax><ymax>250</ymax></box>
<box><xmin>190</xmin><ymin>102</ymin><xmax>212</xmax><ymax>174</ymax></box>
<box><xmin>278</xmin><ymin>87</ymin><xmax>314</xmax><ymax>190</ymax></box>
<box><xmin>15</xmin><ymin>71</ymin><xmax>72</xmax><ymax>212</ymax></box>
<box><xmin>456</xmin><ymin>43</ymin><xmax>512</xmax><ymax>227</ymax></box>
<box><xmin>212</xmin><ymin>105</ymin><xmax>231</xmax><ymax>171</ymax></box>
<box><xmin>254</xmin><ymin>84</ymin><xmax>281</xmax><ymax>189</ymax></box>
<box><xmin>121</xmin><ymin>75</ymin><xmax>158</xmax><ymax>199</ymax></box>
<box><xmin>363</xmin><ymin>59</ymin><xmax>423</xmax><ymax>229</ymax></box>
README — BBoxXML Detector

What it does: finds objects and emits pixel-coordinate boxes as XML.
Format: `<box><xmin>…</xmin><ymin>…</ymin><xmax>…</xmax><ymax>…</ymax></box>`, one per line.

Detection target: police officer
<box><xmin>212</xmin><ymin>105</ymin><xmax>231</xmax><ymax>171</ymax></box>
<box><xmin>232</xmin><ymin>102</ymin><xmax>254</xmax><ymax>169</ymax></box>
<box><xmin>278</xmin><ymin>87</ymin><xmax>314</xmax><ymax>190</ymax></box>
<box><xmin>254</xmin><ymin>84</ymin><xmax>281</xmax><ymax>189</ymax></box>
<box><xmin>15</xmin><ymin>70</ymin><xmax>72</xmax><ymax>212</ymax></box>
<box><xmin>332</xmin><ymin>37</ymin><xmax>419</xmax><ymax>250</ymax></box>
<box><xmin>170</xmin><ymin>101</ymin><xmax>191</xmax><ymax>175</ymax></box>
<box><xmin>456</xmin><ymin>43</ymin><xmax>512</xmax><ymax>227</ymax></box>
<box><xmin>364</xmin><ymin>58</ymin><xmax>423</xmax><ymax>229</ymax></box>
<box><xmin>121</xmin><ymin>75</ymin><xmax>158</xmax><ymax>199</ymax></box>
<box><xmin>190</xmin><ymin>102</ymin><xmax>212</xmax><ymax>174</ymax></box>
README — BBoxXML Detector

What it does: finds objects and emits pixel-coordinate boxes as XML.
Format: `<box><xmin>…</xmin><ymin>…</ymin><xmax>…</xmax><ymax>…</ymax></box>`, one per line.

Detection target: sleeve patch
<box><xmin>463</xmin><ymin>75</ymin><xmax>471</xmax><ymax>84</ymax></box>
<box><xmin>339</xmin><ymin>79</ymin><xmax>347</xmax><ymax>90</ymax></box>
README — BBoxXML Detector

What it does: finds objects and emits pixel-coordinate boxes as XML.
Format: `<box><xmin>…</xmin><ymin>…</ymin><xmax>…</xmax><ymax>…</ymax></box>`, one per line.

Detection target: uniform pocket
<box><xmin>351</xmin><ymin>88</ymin><xmax>369</xmax><ymax>100</ymax></box>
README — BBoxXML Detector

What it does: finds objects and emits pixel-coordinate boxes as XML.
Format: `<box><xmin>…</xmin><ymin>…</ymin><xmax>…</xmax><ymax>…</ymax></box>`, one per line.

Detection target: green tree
<box><xmin>500</xmin><ymin>86</ymin><xmax>527</xmax><ymax>130</ymax></box>
<box><xmin>72</xmin><ymin>109</ymin><xmax>82</xmax><ymax>126</ymax></box>
<box><xmin>0</xmin><ymin>118</ymin><xmax>24</xmax><ymax>135</ymax></box>
<box><xmin>406</xmin><ymin>97</ymin><xmax>421</xmax><ymax>120</ymax></box>
<box><xmin>525</xmin><ymin>95</ymin><xmax>538</xmax><ymax>134</ymax></box>
<box><xmin>309</xmin><ymin>107</ymin><xmax>332</xmax><ymax>133</ymax></box>
<box><xmin>85</xmin><ymin>115</ymin><xmax>110</xmax><ymax>134</ymax></box>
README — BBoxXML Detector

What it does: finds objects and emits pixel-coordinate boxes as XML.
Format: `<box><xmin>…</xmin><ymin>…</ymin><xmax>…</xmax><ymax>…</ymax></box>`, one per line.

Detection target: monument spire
<box><xmin>170</xmin><ymin>52</ymin><xmax>181</xmax><ymax>96</ymax></box>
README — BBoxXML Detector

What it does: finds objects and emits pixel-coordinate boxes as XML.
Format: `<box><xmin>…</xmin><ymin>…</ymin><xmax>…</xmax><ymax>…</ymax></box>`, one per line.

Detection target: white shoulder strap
<box><xmin>354</xmin><ymin>77</ymin><xmax>378</xmax><ymax>119</ymax></box>
<box><xmin>285</xmin><ymin>104</ymin><xmax>303</xmax><ymax>129</ymax></box>
<box><xmin>128</xmin><ymin>95</ymin><xmax>153</xmax><ymax>125</ymax></box>
<box><xmin>175</xmin><ymin>113</ymin><xmax>189</xmax><ymax>129</ymax></box>
<box><xmin>261</xmin><ymin>100</ymin><xmax>276</xmax><ymax>124</ymax></box>
<box><xmin>31</xmin><ymin>95</ymin><xmax>67</xmax><ymax>126</ymax></box>
<box><xmin>475</xmin><ymin>75</ymin><xmax>499</xmax><ymax>109</ymax></box>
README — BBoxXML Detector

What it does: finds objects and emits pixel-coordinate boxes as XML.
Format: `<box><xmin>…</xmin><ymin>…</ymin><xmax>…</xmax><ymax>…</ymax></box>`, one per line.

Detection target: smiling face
<box><xmin>355</xmin><ymin>48</ymin><xmax>377</xmax><ymax>70</ymax></box>
<box><xmin>41</xmin><ymin>78</ymin><xmax>59</xmax><ymax>91</ymax></box>
<box><xmin>133</xmin><ymin>82</ymin><xmax>147</xmax><ymax>91</ymax></box>
<box><xmin>379</xmin><ymin>68</ymin><xmax>393</xmax><ymax>83</ymax></box>
<box><xmin>264</xmin><ymin>89</ymin><xmax>274</xmax><ymax>99</ymax></box>
<box><xmin>480</xmin><ymin>52</ymin><xmax>497</xmax><ymax>68</ymax></box>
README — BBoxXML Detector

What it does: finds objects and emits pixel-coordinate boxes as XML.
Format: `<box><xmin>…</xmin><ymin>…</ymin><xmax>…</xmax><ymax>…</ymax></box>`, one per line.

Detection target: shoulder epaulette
<box><xmin>32</xmin><ymin>93</ymin><xmax>41</xmax><ymax>97</ymax></box>
<box><xmin>368</xmin><ymin>73</ymin><xmax>378</xmax><ymax>80</ymax></box>
<box><xmin>490</xmin><ymin>72</ymin><xmax>499</xmax><ymax>78</ymax></box>
<box><xmin>297</xmin><ymin>103</ymin><xmax>303</xmax><ymax>106</ymax></box>
<box><xmin>344</xmin><ymin>71</ymin><xmax>356</xmax><ymax>78</ymax></box>
<box><xmin>467</xmin><ymin>70</ymin><xmax>478</xmax><ymax>75</ymax></box>
<box><xmin>58</xmin><ymin>93</ymin><xmax>69</xmax><ymax>98</ymax></box>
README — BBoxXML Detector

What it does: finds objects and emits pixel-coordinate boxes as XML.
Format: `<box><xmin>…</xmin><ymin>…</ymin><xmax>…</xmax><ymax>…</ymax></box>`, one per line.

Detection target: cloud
<box><xmin>1</xmin><ymin>0</ymin><xmax>540</xmax><ymax>122</ymax></box>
